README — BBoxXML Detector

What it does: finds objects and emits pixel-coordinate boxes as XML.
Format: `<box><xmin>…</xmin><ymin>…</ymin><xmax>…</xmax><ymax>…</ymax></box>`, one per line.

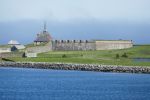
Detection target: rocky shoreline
<box><xmin>0</xmin><ymin>62</ymin><xmax>150</xmax><ymax>74</ymax></box>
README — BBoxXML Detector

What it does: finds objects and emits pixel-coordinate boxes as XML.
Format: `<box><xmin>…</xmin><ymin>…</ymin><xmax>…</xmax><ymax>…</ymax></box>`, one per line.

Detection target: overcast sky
<box><xmin>0</xmin><ymin>0</ymin><xmax>150</xmax><ymax>44</ymax></box>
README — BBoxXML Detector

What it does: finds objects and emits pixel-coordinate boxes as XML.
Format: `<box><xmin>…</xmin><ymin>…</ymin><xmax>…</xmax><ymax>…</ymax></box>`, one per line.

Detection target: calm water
<box><xmin>0</xmin><ymin>67</ymin><xmax>150</xmax><ymax>100</ymax></box>
<box><xmin>133</xmin><ymin>58</ymin><xmax>150</xmax><ymax>62</ymax></box>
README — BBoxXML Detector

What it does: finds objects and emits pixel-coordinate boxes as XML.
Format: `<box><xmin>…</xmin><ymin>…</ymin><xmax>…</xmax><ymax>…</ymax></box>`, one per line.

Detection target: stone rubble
<box><xmin>0</xmin><ymin>62</ymin><xmax>150</xmax><ymax>74</ymax></box>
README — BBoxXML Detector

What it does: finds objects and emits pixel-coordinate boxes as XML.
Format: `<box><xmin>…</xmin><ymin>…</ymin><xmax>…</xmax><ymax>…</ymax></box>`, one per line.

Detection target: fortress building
<box><xmin>52</xmin><ymin>40</ymin><xmax>133</xmax><ymax>51</ymax></box>
<box><xmin>31</xmin><ymin>23</ymin><xmax>133</xmax><ymax>53</ymax></box>
<box><xmin>34</xmin><ymin>22</ymin><xmax>52</xmax><ymax>45</ymax></box>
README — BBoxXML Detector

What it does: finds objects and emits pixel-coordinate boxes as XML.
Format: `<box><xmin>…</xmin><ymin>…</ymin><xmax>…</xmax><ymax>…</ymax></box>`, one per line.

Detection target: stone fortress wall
<box><xmin>24</xmin><ymin>40</ymin><xmax>133</xmax><ymax>54</ymax></box>
<box><xmin>26</xmin><ymin>42</ymin><xmax>52</xmax><ymax>53</ymax></box>
<box><xmin>0</xmin><ymin>48</ymin><xmax>11</xmax><ymax>53</ymax></box>
<box><xmin>32</xmin><ymin>23</ymin><xmax>133</xmax><ymax>52</ymax></box>
<box><xmin>0</xmin><ymin>52</ymin><xmax>24</xmax><ymax>58</ymax></box>
<box><xmin>52</xmin><ymin>40</ymin><xmax>96</xmax><ymax>51</ymax></box>
<box><xmin>51</xmin><ymin>40</ymin><xmax>133</xmax><ymax>51</ymax></box>
<box><xmin>95</xmin><ymin>40</ymin><xmax>133</xmax><ymax>50</ymax></box>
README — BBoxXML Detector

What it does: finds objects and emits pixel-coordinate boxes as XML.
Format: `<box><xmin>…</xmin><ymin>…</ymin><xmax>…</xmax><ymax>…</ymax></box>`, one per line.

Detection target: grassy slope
<box><xmin>1</xmin><ymin>45</ymin><xmax>150</xmax><ymax>66</ymax></box>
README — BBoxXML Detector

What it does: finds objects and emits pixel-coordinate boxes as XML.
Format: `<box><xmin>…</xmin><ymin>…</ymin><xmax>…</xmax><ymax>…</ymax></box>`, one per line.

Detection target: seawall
<box><xmin>0</xmin><ymin>62</ymin><xmax>150</xmax><ymax>74</ymax></box>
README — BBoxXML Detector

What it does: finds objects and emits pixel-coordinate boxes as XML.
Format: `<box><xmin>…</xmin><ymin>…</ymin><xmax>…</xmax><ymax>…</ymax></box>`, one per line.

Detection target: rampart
<box><xmin>95</xmin><ymin>40</ymin><xmax>133</xmax><ymax>50</ymax></box>
<box><xmin>25</xmin><ymin>40</ymin><xmax>133</xmax><ymax>54</ymax></box>
<box><xmin>26</xmin><ymin>42</ymin><xmax>52</xmax><ymax>53</ymax></box>
<box><xmin>52</xmin><ymin>40</ymin><xmax>96</xmax><ymax>51</ymax></box>
<box><xmin>0</xmin><ymin>48</ymin><xmax>11</xmax><ymax>53</ymax></box>
<box><xmin>0</xmin><ymin>52</ymin><xmax>24</xmax><ymax>58</ymax></box>
<box><xmin>52</xmin><ymin>40</ymin><xmax>133</xmax><ymax>51</ymax></box>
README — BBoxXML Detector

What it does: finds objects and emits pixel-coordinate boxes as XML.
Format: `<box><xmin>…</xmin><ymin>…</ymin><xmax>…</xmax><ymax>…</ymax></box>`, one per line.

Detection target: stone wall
<box><xmin>0</xmin><ymin>62</ymin><xmax>150</xmax><ymax>74</ymax></box>
<box><xmin>96</xmin><ymin>40</ymin><xmax>133</xmax><ymax>50</ymax></box>
<box><xmin>52</xmin><ymin>40</ymin><xmax>96</xmax><ymax>51</ymax></box>
<box><xmin>0</xmin><ymin>48</ymin><xmax>11</xmax><ymax>53</ymax></box>
<box><xmin>52</xmin><ymin>40</ymin><xmax>133</xmax><ymax>51</ymax></box>
<box><xmin>26</xmin><ymin>42</ymin><xmax>52</xmax><ymax>53</ymax></box>
<box><xmin>0</xmin><ymin>52</ymin><xmax>24</xmax><ymax>58</ymax></box>
<box><xmin>25</xmin><ymin>40</ymin><xmax>133</xmax><ymax>53</ymax></box>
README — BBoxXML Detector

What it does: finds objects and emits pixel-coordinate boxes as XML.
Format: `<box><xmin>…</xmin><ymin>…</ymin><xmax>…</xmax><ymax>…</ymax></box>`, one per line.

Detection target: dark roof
<box><xmin>34</xmin><ymin>31</ymin><xmax>52</xmax><ymax>42</ymax></box>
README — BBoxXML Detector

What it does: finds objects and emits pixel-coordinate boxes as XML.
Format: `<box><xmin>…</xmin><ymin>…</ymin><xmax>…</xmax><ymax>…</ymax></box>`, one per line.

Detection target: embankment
<box><xmin>0</xmin><ymin>62</ymin><xmax>150</xmax><ymax>74</ymax></box>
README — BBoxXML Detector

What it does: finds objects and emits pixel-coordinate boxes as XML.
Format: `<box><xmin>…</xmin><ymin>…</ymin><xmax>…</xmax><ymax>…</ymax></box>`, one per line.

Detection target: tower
<box><xmin>34</xmin><ymin>21</ymin><xmax>52</xmax><ymax>45</ymax></box>
<box><xmin>43</xmin><ymin>21</ymin><xmax>47</xmax><ymax>32</ymax></box>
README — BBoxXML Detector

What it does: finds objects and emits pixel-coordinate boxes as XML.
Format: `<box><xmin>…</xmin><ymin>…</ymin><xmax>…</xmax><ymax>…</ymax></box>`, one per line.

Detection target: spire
<box><xmin>44</xmin><ymin>21</ymin><xmax>47</xmax><ymax>32</ymax></box>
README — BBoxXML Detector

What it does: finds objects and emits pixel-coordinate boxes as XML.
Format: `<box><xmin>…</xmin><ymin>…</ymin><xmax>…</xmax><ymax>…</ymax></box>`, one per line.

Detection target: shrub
<box><xmin>62</xmin><ymin>54</ymin><xmax>67</xmax><ymax>58</ymax></box>
<box><xmin>2</xmin><ymin>58</ymin><xmax>15</xmax><ymax>62</ymax></box>
<box><xmin>116</xmin><ymin>54</ymin><xmax>120</xmax><ymax>59</ymax></box>
<box><xmin>122</xmin><ymin>53</ymin><xmax>128</xmax><ymax>58</ymax></box>
<box><xmin>22</xmin><ymin>52</ymin><xmax>26</xmax><ymax>58</ymax></box>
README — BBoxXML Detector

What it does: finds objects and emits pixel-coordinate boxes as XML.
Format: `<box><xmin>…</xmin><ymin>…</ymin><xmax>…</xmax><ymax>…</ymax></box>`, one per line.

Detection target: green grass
<box><xmin>1</xmin><ymin>45</ymin><xmax>150</xmax><ymax>66</ymax></box>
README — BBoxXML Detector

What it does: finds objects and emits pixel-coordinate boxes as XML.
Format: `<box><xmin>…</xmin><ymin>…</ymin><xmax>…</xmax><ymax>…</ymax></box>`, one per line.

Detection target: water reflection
<box><xmin>133</xmin><ymin>58</ymin><xmax>150</xmax><ymax>62</ymax></box>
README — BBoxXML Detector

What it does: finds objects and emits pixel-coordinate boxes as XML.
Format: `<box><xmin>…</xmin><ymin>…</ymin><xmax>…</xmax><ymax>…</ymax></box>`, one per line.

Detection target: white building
<box><xmin>8</xmin><ymin>40</ymin><xmax>20</xmax><ymax>45</ymax></box>
<box><xmin>7</xmin><ymin>40</ymin><xmax>25</xmax><ymax>51</ymax></box>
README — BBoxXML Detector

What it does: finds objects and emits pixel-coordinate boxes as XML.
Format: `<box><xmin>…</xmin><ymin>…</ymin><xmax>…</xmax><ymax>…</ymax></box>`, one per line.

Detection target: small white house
<box><xmin>7</xmin><ymin>40</ymin><xmax>25</xmax><ymax>51</ymax></box>
<box><xmin>8</xmin><ymin>40</ymin><xmax>20</xmax><ymax>45</ymax></box>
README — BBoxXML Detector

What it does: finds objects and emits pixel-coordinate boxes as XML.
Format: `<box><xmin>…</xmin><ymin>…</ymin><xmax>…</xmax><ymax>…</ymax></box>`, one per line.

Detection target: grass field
<box><xmin>1</xmin><ymin>45</ymin><xmax>150</xmax><ymax>66</ymax></box>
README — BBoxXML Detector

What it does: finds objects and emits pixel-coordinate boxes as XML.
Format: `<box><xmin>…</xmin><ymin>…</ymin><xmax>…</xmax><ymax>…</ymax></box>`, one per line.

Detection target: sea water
<box><xmin>0</xmin><ymin>67</ymin><xmax>150</xmax><ymax>100</ymax></box>
<box><xmin>133</xmin><ymin>58</ymin><xmax>150</xmax><ymax>62</ymax></box>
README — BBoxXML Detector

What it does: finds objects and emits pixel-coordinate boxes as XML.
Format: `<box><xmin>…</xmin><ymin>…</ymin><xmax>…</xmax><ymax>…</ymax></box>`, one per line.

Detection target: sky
<box><xmin>0</xmin><ymin>0</ymin><xmax>150</xmax><ymax>44</ymax></box>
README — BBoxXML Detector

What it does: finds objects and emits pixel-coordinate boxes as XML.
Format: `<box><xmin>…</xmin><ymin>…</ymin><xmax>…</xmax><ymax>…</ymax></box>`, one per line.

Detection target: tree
<box><xmin>116</xmin><ymin>54</ymin><xmax>120</xmax><ymax>59</ymax></box>
<box><xmin>122</xmin><ymin>53</ymin><xmax>128</xmax><ymax>58</ymax></box>
<box><xmin>62</xmin><ymin>54</ymin><xmax>67</xmax><ymax>58</ymax></box>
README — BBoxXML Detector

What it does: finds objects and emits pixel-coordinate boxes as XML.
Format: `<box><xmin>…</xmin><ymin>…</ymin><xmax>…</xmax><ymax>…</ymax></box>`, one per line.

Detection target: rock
<box><xmin>0</xmin><ymin>62</ymin><xmax>150</xmax><ymax>74</ymax></box>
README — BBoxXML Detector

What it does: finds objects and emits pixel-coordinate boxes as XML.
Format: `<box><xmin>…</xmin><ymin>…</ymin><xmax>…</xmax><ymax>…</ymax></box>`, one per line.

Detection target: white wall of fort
<box><xmin>26</xmin><ymin>42</ymin><xmax>52</xmax><ymax>53</ymax></box>
<box><xmin>95</xmin><ymin>40</ymin><xmax>133</xmax><ymax>50</ymax></box>
<box><xmin>27</xmin><ymin>40</ymin><xmax>133</xmax><ymax>54</ymax></box>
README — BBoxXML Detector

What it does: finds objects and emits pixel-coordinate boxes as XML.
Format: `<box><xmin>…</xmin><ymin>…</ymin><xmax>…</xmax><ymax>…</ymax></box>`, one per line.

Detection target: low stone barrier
<box><xmin>0</xmin><ymin>52</ymin><xmax>24</xmax><ymax>58</ymax></box>
<box><xmin>0</xmin><ymin>62</ymin><xmax>150</xmax><ymax>74</ymax></box>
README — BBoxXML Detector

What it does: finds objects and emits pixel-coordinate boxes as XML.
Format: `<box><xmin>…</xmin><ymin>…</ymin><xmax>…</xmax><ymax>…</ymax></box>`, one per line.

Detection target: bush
<box><xmin>2</xmin><ymin>58</ymin><xmax>15</xmax><ymax>62</ymax></box>
<box><xmin>116</xmin><ymin>54</ymin><xmax>120</xmax><ymax>59</ymax></box>
<box><xmin>22</xmin><ymin>52</ymin><xmax>26</xmax><ymax>58</ymax></box>
<box><xmin>122</xmin><ymin>53</ymin><xmax>128</xmax><ymax>58</ymax></box>
<box><xmin>62</xmin><ymin>54</ymin><xmax>67</xmax><ymax>58</ymax></box>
